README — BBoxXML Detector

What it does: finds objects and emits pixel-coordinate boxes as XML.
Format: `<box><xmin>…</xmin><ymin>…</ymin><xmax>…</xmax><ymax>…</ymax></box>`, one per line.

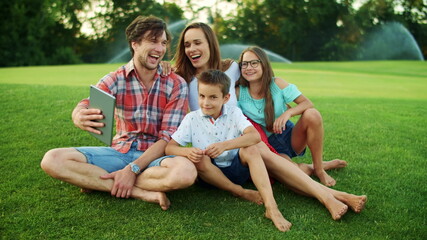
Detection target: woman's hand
<box><xmin>160</xmin><ymin>61</ymin><xmax>174</xmax><ymax>76</ymax></box>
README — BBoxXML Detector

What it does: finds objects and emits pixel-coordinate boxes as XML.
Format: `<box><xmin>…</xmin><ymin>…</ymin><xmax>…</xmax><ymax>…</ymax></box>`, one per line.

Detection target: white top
<box><xmin>171</xmin><ymin>105</ymin><xmax>252</xmax><ymax>167</ymax></box>
<box><xmin>188</xmin><ymin>61</ymin><xmax>240</xmax><ymax>111</ymax></box>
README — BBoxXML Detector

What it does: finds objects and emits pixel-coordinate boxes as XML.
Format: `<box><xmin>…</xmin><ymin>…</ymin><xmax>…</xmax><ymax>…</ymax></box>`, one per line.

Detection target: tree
<box><xmin>0</xmin><ymin>0</ymin><xmax>90</xmax><ymax>67</ymax></box>
<box><xmin>81</xmin><ymin>0</ymin><xmax>184</xmax><ymax>63</ymax></box>
<box><xmin>217</xmin><ymin>0</ymin><xmax>355</xmax><ymax>61</ymax></box>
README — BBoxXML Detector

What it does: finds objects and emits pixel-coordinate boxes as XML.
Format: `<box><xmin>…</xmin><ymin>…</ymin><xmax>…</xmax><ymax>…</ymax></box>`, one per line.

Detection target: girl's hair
<box><xmin>173</xmin><ymin>22</ymin><xmax>223</xmax><ymax>83</ymax></box>
<box><xmin>238</xmin><ymin>46</ymin><xmax>275</xmax><ymax>132</ymax></box>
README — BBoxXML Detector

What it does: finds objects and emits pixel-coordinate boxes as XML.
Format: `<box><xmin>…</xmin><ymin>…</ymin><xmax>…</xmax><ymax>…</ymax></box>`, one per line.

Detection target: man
<box><xmin>41</xmin><ymin>16</ymin><xmax>196</xmax><ymax>210</ymax></box>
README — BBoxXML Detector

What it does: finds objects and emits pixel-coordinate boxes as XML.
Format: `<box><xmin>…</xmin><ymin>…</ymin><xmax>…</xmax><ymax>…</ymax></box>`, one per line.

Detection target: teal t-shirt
<box><xmin>238</xmin><ymin>79</ymin><xmax>301</xmax><ymax>136</ymax></box>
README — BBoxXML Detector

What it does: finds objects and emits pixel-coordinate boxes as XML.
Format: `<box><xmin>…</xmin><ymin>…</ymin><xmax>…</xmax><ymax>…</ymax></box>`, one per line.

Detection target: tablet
<box><xmin>88</xmin><ymin>85</ymin><xmax>116</xmax><ymax>146</ymax></box>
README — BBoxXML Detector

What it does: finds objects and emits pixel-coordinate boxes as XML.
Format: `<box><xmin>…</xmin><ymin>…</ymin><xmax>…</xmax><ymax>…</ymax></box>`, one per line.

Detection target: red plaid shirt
<box><xmin>78</xmin><ymin>60</ymin><xmax>189</xmax><ymax>153</ymax></box>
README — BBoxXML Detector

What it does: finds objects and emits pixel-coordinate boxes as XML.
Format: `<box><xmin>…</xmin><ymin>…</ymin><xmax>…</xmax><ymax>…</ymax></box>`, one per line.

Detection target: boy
<box><xmin>166</xmin><ymin>70</ymin><xmax>291</xmax><ymax>232</ymax></box>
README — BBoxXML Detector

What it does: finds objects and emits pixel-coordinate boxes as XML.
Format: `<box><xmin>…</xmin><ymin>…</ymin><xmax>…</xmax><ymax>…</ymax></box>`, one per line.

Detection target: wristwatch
<box><xmin>129</xmin><ymin>162</ymin><xmax>141</xmax><ymax>175</ymax></box>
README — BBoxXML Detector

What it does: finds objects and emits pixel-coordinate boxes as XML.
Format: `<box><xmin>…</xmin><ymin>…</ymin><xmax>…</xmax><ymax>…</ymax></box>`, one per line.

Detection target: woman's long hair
<box><xmin>173</xmin><ymin>22</ymin><xmax>222</xmax><ymax>83</ymax></box>
<box><xmin>238</xmin><ymin>46</ymin><xmax>275</xmax><ymax>132</ymax></box>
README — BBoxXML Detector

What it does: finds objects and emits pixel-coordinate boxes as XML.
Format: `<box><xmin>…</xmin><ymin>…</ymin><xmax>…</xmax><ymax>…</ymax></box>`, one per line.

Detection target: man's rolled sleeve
<box><xmin>159</xmin><ymin>75</ymin><xmax>189</xmax><ymax>142</ymax></box>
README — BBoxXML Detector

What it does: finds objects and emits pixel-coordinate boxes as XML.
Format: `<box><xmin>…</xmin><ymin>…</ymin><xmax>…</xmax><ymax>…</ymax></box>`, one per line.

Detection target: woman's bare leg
<box><xmin>257</xmin><ymin>142</ymin><xmax>364</xmax><ymax>220</ymax></box>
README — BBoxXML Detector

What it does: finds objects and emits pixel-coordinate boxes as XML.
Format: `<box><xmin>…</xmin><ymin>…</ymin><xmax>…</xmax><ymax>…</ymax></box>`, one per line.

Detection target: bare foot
<box><xmin>339</xmin><ymin>194</ymin><xmax>367</xmax><ymax>213</ymax></box>
<box><xmin>265</xmin><ymin>207</ymin><xmax>292</xmax><ymax>232</ymax></box>
<box><xmin>134</xmin><ymin>190</ymin><xmax>171</xmax><ymax>211</ymax></box>
<box><xmin>233</xmin><ymin>189</ymin><xmax>263</xmax><ymax>205</ymax></box>
<box><xmin>323</xmin><ymin>159</ymin><xmax>347</xmax><ymax>171</ymax></box>
<box><xmin>317</xmin><ymin>170</ymin><xmax>337</xmax><ymax>187</ymax></box>
<box><xmin>298</xmin><ymin>163</ymin><xmax>313</xmax><ymax>175</ymax></box>
<box><xmin>80</xmin><ymin>188</ymin><xmax>93</xmax><ymax>193</ymax></box>
<box><xmin>298</xmin><ymin>159</ymin><xmax>347</xmax><ymax>176</ymax></box>
<box><xmin>324</xmin><ymin>195</ymin><xmax>348</xmax><ymax>220</ymax></box>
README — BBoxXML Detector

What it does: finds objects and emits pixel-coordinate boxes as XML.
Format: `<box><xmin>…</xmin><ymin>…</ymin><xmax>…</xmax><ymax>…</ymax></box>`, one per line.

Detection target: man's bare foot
<box><xmin>80</xmin><ymin>188</ymin><xmax>93</xmax><ymax>193</ymax></box>
<box><xmin>134</xmin><ymin>190</ymin><xmax>171</xmax><ymax>211</ymax></box>
<box><xmin>338</xmin><ymin>194</ymin><xmax>367</xmax><ymax>213</ymax></box>
<box><xmin>323</xmin><ymin>195</ymin><xmax>348</xmax><ymax>220</ymax></box>
<box><xmin>316</xmin><ymin>170</ymin><xmax>337</xmax><ymax>187</ymax></box>
<box><xmin>323</xmin><ymin>159</ymin><xmax>347</xmax><ymax>171</ymax></box>
<box><xmin>233</xmin><ymin>189</ymin><xmax>263</xmax><ymax>205</ymax></box>
<box><xmin>265</xmin><ymin>207</ymin><xmax>292</xmax><ymax>232</ymax></box>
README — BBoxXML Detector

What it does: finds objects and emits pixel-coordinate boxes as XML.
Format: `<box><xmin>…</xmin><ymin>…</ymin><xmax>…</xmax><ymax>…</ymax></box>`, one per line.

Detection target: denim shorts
<box><xmin>75</xmin><ymin>142</ymin><xmax>173</xmax><ymax>173</ymax></box>
<box><xmin>268</xmin><ymin>120</ymin><xmax>306</xmax><ymax>158</ymax></box>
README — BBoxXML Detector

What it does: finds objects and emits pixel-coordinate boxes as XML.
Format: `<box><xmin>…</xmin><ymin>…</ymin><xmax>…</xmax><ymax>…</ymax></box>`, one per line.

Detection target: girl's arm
<box><xmin>273</xmin><ymin>78</ymin><xmax>314</xmax><ymax>133</ymax></box>
<box><xmin>205</xmin><ymin>126</ymin><xmax>261</xmax><ymax>158</ymax></box>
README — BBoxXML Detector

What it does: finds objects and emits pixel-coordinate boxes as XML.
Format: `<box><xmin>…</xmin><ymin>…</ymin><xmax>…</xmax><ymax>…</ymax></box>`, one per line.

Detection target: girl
<box><xmin>237</xmin><ymin>46</ymin><xmax>346</xmax><ymax>187</ymax></box>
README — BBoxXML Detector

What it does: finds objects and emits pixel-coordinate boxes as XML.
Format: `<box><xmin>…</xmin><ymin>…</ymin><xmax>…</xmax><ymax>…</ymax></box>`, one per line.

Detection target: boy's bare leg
<box><xmin>240</xmin><ymin>146</ymin><xmax>292</xmax><ymax>232</ymax></box>
<box><xmin>257</xmin><ymin>142</ymin><xmax>349</xmax><ymax>220</ymax></box>
<box><xmin>41</xmin><ymin>148</ymin><xmax>171</xmax><ymax>210</ymax></box>
<box><xmin>194</xmin><ymin>155</ymin><xmax>262</xmax><ymax>204</ymax></box>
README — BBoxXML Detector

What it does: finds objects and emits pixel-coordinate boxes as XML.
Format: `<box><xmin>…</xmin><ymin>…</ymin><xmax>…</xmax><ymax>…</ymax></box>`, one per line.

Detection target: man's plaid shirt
<box><xmin>78</xmin><ymin>60</ymin><xmax>188</xmax><ymax>153</ymax></box>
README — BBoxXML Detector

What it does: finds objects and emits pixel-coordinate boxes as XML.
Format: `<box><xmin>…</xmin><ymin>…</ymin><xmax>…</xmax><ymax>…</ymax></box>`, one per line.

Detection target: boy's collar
<box><xmin>199</xmin><ymin>105</ymin><xmax>228</xmax><ymax>119</ymax></box>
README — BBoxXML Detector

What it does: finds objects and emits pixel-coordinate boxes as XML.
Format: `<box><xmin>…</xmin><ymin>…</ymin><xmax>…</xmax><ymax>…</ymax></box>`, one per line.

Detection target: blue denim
<box><xmin>75</xmin><ymin>142</ymin><xmax>172</xmax><ymax>173</ymax></box>
<box><xmin>268</xmin><ymin>120</ymin><xmax>306</xmax><ymax>158</ymax></box>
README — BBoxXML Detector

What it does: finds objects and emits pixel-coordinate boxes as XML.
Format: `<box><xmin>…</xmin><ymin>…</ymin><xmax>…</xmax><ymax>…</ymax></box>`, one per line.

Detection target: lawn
<box><xmin>0</xmin><ymin>61</ymin><xmax>426</xmax><ymax>239</ymax></box>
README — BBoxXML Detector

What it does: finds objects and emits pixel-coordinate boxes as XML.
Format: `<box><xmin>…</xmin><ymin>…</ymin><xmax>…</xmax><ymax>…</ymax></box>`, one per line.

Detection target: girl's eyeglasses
<box><xmin>240</xmin><ymin>60</ymin><xmax>261</xmax><ymax>69</ymax></box>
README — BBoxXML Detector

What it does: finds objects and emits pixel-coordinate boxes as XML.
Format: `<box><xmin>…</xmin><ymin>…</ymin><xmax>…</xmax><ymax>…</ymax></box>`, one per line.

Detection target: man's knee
<box><xmin>40</xmin><ymin>148</ymin><xmax>82</xmax><ymax>179</ymax></box>
<box><xmin>40</xmin><ymin>148</ymin><xmax>63</xmax><ymax>178</ymax></box>
<box><xmin>166</xmin><ymin>157</ymin><xmax>197</xmax><ymax>189</ymax></box>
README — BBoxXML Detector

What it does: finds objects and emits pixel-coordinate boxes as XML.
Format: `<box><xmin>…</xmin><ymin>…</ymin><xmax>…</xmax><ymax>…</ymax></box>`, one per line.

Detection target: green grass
<box><xmin>1</xmin><ymin>61</ymin><xmax>426</xmax><ymax>239</ymax></box>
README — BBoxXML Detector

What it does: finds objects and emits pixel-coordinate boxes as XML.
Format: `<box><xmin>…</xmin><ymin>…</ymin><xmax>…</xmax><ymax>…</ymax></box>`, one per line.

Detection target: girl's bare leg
<box><xmin>290</xmin><ymin>108</ymin><xmax>339</xmax><ymax>186</ymax></box>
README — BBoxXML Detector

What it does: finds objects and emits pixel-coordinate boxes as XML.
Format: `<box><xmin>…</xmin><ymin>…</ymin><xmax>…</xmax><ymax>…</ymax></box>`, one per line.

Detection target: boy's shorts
<box><xmin>75</xmin><ymin>142</ymin><xmax>172</xmax><ymax>173</ymax></box>
<box><xmin>268</xmin><ymin>120</ymin><xmax>306</xmax><ymax>158</ymax></box>
<box><xmin>212</xmin><ymin>150</ymin><xmax>250</xmax><ymax>186</ymax></box>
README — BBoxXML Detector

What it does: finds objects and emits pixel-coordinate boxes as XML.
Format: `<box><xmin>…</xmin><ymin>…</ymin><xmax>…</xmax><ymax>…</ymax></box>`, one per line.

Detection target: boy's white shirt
<box><xmin>171</xmin><ymin>105</ymin><xmax>252</xmax><ymax>167</ymax></box>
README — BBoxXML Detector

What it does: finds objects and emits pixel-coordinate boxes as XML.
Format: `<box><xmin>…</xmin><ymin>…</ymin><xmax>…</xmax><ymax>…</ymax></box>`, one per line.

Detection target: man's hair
<box><xmin>125</xmin><ymin>16</ymin><xmax>171</xmax><ymax>57</ymax></box>
<box><xmin>199</xmin><ymin>70</ymin><xmax>230</xmax><ymax>97</ymax></box>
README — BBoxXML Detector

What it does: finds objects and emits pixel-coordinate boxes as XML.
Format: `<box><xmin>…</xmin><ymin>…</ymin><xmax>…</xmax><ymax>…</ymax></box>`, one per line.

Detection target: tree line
<box><xmin>1</xmin><ymin>0</ymin><xmax>425</xmax><ymax>67</ymax></box>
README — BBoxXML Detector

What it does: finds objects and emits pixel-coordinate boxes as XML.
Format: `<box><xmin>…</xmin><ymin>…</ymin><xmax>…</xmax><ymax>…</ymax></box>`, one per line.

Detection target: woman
<box><xmin>172</xmin><ymin>25</ymin><xmax>366</xmax><ymax>221</ymax></box>
<box><xmin>173</xmin><ymin>22</ymin><xmax>240</xmax><ymax>111</ymax></box>
<box><xmin>237</xmin><ymin>46</ymin><xmax>346</xmax><ymax>187</ymax></box>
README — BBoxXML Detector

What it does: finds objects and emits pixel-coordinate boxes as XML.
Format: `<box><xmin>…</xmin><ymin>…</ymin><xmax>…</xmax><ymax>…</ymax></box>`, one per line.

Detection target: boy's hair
<box><xmin>199</xmin><ymin>70</ymin><xmax>230</xmax><ymax>97</ymax></box>
<box><xmin>125</xmin><ymin>16</ymin><xmax>171</xmax><ymax>57</ymax></box>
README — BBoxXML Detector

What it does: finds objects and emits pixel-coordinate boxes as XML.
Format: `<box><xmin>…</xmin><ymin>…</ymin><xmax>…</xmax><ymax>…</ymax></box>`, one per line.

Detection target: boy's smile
<box><xmin>198</xmin><ymin>82</ymin><xmax>230</xmax><ymax>120</ymax></box>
